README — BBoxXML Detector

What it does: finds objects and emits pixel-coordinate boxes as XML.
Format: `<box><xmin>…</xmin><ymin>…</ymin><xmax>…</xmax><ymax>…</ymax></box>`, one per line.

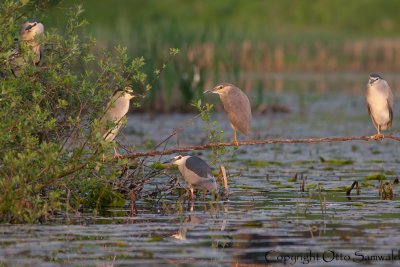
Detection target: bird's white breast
<box><xmin>366</xmin><ymin>83</ymin><xmax>391</xmax><ymax>126</ymax></box>
<box><xmin>177</xmin><ymin>157</ymin><xmax>215</xmax><ymax>190</ymax></box>
<box><xmin>178</xmin><ymin>158</ymin><xmax>197</xmax><ymax>183</ymax></box>
<box><xmin>101</xmin><ymin>94</ymin><xmax>131</xmax><ymax>141</ymax></box>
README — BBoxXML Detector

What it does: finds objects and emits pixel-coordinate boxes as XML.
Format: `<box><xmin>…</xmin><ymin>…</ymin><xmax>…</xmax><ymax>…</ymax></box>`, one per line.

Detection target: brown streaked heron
<box><xmin>204</xmin><ymin>83</ymin><xmax>252</xmax><ymax>146</ymax></box>
<box><xmin>365</xmin><ymin>73</ymin><xmax>393</xmax><ymax>140</ymax></box>
<box><xmin>21</xmin><ymin>19</ymin><xmax>44</xmax><ymax>65</ymax></box>
<box><xmin>100</xmin><ymin>87</ymin><xmax>135</xmax><ymax>158</ymax></box>
<box><xmin>170</xmin><ymin>155</ymin><xmax>217</xmax><ymax>202</ymax></box>
<box><xmin>11</xmin><ymin>19</ymin><xmax>45</xmax><ymax>76</ymax></box>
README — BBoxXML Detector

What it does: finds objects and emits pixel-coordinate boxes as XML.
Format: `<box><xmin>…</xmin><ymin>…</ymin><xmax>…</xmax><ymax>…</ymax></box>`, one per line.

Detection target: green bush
<box><xmin>0</xmin><ymin>1</ymin><xmax>165</xmax><ymax>223</ymax></box>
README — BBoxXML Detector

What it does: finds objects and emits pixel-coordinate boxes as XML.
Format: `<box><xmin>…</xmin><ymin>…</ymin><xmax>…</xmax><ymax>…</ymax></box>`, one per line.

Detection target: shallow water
<box><xmin>2</xmin><ymin>90</ymin><xmax>400</xmax><ymax>266</ymax></box>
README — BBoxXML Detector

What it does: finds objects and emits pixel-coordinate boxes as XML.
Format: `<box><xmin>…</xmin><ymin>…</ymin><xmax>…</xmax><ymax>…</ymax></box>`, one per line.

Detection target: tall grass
<box><xmin>46</xmin><ymin>0</ymin><xmax>400</xmax><ymax>111</ymax></box>
<box><xmin>106</xmin><ymin>26</ymin><xmax>400</xmax><ymax>110</ymax></box>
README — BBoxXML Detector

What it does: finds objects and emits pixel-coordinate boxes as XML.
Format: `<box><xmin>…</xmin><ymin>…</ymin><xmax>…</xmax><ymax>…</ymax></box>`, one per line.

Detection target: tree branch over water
<box><xmin>123</xmin><ymin>134</ymin><xmax>400</xmax><ymax>159</ymax></box>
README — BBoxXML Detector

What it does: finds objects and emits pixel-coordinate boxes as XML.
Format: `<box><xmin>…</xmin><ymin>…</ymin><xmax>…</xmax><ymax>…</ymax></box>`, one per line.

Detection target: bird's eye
<box><xmin>219</xmin><ymin>86</ymin><xmax>223</xmax><ymax>89</ymax></box>
<box><xmin>33</xmin><ymin>23</ymin><xmax>37</xmax><ymax>26</ymax></box>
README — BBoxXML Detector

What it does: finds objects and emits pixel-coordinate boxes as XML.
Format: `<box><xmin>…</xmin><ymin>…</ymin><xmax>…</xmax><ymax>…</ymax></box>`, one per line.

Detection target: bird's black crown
<box><xmin>369</xmin><ymin>73</ymin><xmax>382</xmax><ymax>79</ymax></box>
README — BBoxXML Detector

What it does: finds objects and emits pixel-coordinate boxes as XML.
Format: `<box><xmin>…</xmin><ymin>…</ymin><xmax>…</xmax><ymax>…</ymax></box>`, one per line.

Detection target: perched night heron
<box><xmin>21</xmin><ymin>19</ymin><xmax>44</xmax><ymax>64</ymax></box>
<box><xmin>11</xmin><ymin>19</ymin><xmax>44</xmax><ymax>75</ymax></box>
<box><xmin>365</xmin><ymin>73</ymin><xmax>393</xmax><ymax>140</ymax></box>
<box><xmin>204</xmin><ymin>83</ymin><xmax>252</xmax><ymax>146</ymax></box>
<box><xmin>100</xmin><ymin>87</ymin><xmax>135</xmax><ymax>158</ymax></box>
<box><xmin>170</xmin><ymin>155</ymin><xmax>217</xmax><ymax>202</ymax></box>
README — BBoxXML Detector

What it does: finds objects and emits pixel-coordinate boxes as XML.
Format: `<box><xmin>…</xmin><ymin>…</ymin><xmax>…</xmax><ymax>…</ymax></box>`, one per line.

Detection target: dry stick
<box><xmin>122</xmin><ymin>134</ymin><xmax>400</xmax><ymax>159</ymax></box>
<box><xmin>53</xmin><ymin>134</ymin><xmax>400</xmax><ymax>179</ymax></box>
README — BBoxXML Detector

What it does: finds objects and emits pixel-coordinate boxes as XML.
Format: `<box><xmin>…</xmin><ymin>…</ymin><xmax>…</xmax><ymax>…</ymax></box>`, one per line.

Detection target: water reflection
<box><xmin>2</xmin><ymin>89</ymin><xmax>400</xmax><ymax>266</ymax></box>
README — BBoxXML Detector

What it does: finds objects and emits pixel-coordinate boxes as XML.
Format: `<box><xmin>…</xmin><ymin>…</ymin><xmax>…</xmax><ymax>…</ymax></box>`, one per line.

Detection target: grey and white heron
<box><xmin>11</xmin><ymin>19</ymin><xmax>45</xmax><ymax>75</ymax></box>
<box><xmin>365</xmin><ymin>73</ymin><xmax>393</xmax><ymax>140</ymax></box>
<box><xmin>204</xmin><ymin>83</ymin><xmax>252</xmax><ymax>146</ymax></box>
<box><xmin>100</xmin><ymin>87</ymin><xmax>135</xmax><ymax>158</ymax></box>
<box><xmin>170</xmin><ymin>155</ymin><xmax>217</xmax><ymax>202</ymax></box>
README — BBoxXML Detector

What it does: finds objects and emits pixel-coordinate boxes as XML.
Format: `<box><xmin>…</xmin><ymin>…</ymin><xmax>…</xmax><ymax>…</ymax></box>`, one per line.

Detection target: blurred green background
<box><xmin>44</xmin><ymin>0</ymin><xmax>400</xmax><ymax>111</ymax></box>
<box><xmin>49</xmin><ymin>0</ymin><xmax>400</xmax><ymax>38</ymax></box>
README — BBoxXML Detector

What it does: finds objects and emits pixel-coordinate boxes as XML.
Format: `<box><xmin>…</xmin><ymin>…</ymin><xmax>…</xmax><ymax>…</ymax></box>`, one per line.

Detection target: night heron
<box><xmin>204</xmin><ymin>83</ymin><xmax>252</xmax><ymax>146</ymax></box>
<box><xmin>365</xmin><ymin>73</ymin><xmax>393</xmax><ymax>140</ymax></box>
<box><xmin>170</xmin><ymin>155</ymin><xmax>217</xmax><ymax>202</ymax></box>
<box><xmin>11</xmin><ymin>19</ymin><xmax>44</xmax><ymax>75</ymax></box>
<box><xmin>100</xmin><ymin>87</ymin><xmax>135</xmax><ymax>158</ymax></box>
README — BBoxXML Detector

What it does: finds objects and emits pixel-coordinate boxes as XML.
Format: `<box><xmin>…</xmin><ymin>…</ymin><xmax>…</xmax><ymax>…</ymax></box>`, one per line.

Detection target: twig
<box><xmin>51</xmin><ymin>134</ymin><xmax>400</xmax><ymax>179</ymax></box>
<box><xmin>346</xmin><ymin>181</ymin><xmax>360</xmax><ymax>196</ymax></box>
<box><xmin>121</xmin><ymin>134</ymin><xmax>400</xmax><ymax>159</ymax></box>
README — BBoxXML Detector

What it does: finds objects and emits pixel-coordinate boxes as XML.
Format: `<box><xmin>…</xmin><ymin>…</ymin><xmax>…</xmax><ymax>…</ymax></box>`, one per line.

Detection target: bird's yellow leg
<box><xmin>233</xmin><ymin>128</ymin><xmax>239</xmax><ymax>147</ymax></box>
<box><xmin>113</xmin><ymin>147</ymin><xmax>123</xmax><ymax>159</ymax></box>
<box><xmin>186</xmin><ymin>187</ymin><xmax>194</xmax><ymax>211</ymax></box>
<box><xmin>371</xmin><ymin>127</ymin><xmax>384</xmax><ymax>140</ymax></box>
<box><xmin>190</xmin><ymin>188</ymin><xmax>194</xmax><ymax>202</ymax></box>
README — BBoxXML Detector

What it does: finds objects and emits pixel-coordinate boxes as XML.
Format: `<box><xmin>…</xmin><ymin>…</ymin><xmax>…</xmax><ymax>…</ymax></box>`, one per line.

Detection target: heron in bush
<box><xmin>365</xmin><ymin>73</ymin><xmax>393</xmax><ymax>140</ymax></box>
<box><xmin>101</xmin><ymin>87</ymin><xmax>135</xmax><ymax>158</ymax></box>
<box><xmin>21</xmin><ymin>19</ymin><xmax>44</xmax><ymax>64</ymax></box>
<box><xmin>11</xmin><ymin>19</ymin><xmax>44</xmax><ymax>75</ymax></box>
<box><xmin>204</xmin><ymin>83</ymin><xmax>252</xmax><ymax>146</ymax></box>
<box><xmin>170</xmin><ymin>154</ymin><xmax>217</xmax><ymax>202</ymax></box>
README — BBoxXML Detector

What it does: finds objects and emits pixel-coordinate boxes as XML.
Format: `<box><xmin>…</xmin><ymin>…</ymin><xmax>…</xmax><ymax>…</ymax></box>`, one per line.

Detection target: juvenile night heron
<box><xmin>170</xmin><ymin>155</ymin><xmax>217</xmax><ymax>202</ymax></box>
<box><xmin>365</xmin><ymin>73</ymin><xmax>393</xmax><ymax>140</ymax></box>
<box><xmin>11</xmin><ymin>19</ymin><xmax>44</xmax><ymax>75</ymax></box>
<box><xmin>100</xmin><ymin>87</ymin><xmax>135</xmax><ymax>158</ymax></box>
<box><xmin>204</xmin><ymin>83</ymin><xmax>252</xmax><ymax>146</ymax></box>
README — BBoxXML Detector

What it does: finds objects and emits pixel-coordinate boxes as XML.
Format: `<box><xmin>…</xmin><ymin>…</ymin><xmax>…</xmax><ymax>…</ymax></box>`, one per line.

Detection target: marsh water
<box><xmin>2</xmin><ymin>74</ymin><xmax>400</xmax><ymax>266</ymax></box>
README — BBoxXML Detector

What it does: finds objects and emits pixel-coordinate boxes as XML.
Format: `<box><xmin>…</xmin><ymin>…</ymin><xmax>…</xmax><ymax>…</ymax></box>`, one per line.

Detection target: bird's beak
<box><xmin>203</xmin><ymin>90</ymin><xmax>213</xmax><ymax>94</ymax></box>
<box><xmin>25</xmin><ymin>24</ymin><xmax>35</xmax><ymax>31</ymax></box>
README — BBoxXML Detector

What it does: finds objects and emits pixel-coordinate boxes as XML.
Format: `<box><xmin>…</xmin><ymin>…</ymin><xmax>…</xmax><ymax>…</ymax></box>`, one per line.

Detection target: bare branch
<box><xmin>122</xmin><ymin>134</ymin><xmax>400</xmax><ymax>159</ymax></box>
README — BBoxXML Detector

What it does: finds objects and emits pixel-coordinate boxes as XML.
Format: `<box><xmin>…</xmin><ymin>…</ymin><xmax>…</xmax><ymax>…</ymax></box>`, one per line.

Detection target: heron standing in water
<box><xmin>170</xmin><ymin>154</ymin><xmax>217</xmax><ymax>203</ymax></box>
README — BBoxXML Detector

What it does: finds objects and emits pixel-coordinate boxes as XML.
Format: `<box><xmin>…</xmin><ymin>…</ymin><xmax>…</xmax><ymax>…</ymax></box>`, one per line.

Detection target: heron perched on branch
<box><xmin>100</xmin><ymin>87</ymin><xmax>135</xmax><ymax>158</ymax></box>
<box><xmin>365</xmin><ymin>73</ymin><xmax>393</xmax><ymax>140</ymax></box>
<box><xmin>205</xmin><ymin>83</ymin><xmax>252</xmax><ymax>146</ymax></box>
<box><xmin>11</xmin><ymin>19</ymin><xmax>45</xmax><ymax>76</ymax></box>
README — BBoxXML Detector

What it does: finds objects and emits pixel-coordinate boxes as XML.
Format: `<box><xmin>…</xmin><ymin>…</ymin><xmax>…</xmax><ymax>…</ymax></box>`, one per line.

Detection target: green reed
<box><xmin>45</xmin><ymin>0</ymin><xmax>400</xmax><ymax>111</ymax></box>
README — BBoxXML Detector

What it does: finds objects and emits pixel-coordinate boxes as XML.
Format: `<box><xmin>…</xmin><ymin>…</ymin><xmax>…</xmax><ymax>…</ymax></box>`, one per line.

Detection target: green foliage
<box><xmin>364</xmin><ymin>174</ymin><xmax>386</xmax><ymax>181</ymax></box>
<box><xmin>319</xmin><ymin>157</ymin><xmax>354</xmax><ymax>165</ymax></box>
<box><xmin>149</xmin><ymin>162</ymin><xmax>167</xmax><ymax>170</ymax></box>
<box><xmin>0</xmin><ymin>1</ymin><xmax>165</xmax><ymax>223</ymax></box>
<box><xmin>48</xmin><ymin>0</ymin><xmax>400</xmax><ymax>38</ymax></box>
<box><xmin>193</xmin><ymin>99</ymin><xmax>225</xmax><ymax>164</ymax></box>
<box><xmin>35</xmin><ymin>0</ymin><xmax>400</xmax><ymax>111</ymax></box>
